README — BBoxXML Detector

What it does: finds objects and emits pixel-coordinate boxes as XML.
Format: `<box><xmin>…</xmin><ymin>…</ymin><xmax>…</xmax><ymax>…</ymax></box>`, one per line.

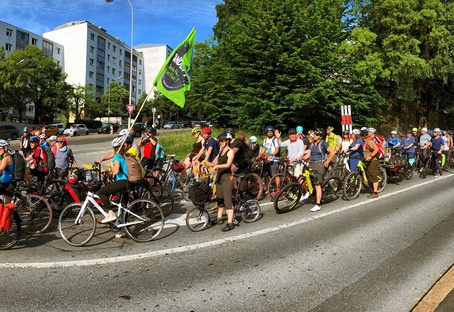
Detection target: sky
<box><xmin>2</xmin><ymin>0</ymin><xmax>224</xmax><ymax>49</ymax></box>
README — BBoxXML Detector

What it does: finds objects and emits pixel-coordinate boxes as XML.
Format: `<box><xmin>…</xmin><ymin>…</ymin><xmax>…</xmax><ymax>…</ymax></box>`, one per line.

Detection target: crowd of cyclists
<box><xmin>1</xmin><ymin>122</ymin><xmax>451</xmax><ymax>248</ymax></box>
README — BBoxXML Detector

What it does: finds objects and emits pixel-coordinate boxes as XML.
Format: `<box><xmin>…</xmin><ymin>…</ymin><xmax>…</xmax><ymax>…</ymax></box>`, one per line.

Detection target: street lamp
<box><xmin>108</xmin><ymin>75</ymin><xmax>123</xmax><ymax>123</ymax></box>
<box><xmin>106</xmin><ymin>0</ymin><xmax>134</xmax><ymax>129</ymax></box>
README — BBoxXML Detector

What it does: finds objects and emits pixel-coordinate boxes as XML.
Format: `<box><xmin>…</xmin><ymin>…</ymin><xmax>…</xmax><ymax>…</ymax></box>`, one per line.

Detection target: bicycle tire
<box><xmin>329</xmin><ymin>166</ymin><xmax>350</xmax><ymax>181</ymax></box>
<box><xmin>156</xmin><ymin>169</ymin><xmax>176</xmax><ymax>193</ymax></box>
<box><xmin>0</xmin><ymin>211</ymin><xmax>21</xmax><ymax>250</ymax></box>
<box><xmin>122</xmin><ymin>199</ymin><xmax>164</xmax><ymax>242</ymax></box>
<box><xmin>343</xmin><ymin>171</ymin><xmax>361</xmax><ymax>200</ymax></box>
<box><xmin>240</xmin><ymin>200</ymin><xmax>261</xmax><ymax>223</ymax></box>
<box><xmin>48</xmin><ymin>190</ymin><xmax>75</xmax><ymax>218</ymax></box>
<box><xmin>16</xmin><ymin>194</ymin><xmax>53</xmax><ymax>235</ymax></box>
<box><xmin>186</xmin><ymin>207</ymin><xmax>210</xmax><ymax>232</ymax></box>
<box><xmin>273</xmin><ymin>182</ymin><xmax>302</xmax><ymax>213</ymax></box>
<box><xmin>259</xmin><ymin>174</ymin><xmax>270</xmax><ymax>200</ymax></box>
<box><xmin>267</xmin><ymin>173</ymin><xmax>293</xmax><ymax>201</ymax></box>
<box><xmin>149</xmin><ymin>184</ymin><xmax>174</xmax><ymax>217</ymax></box>
<box><xmin>377</xmin><ymin>166</ymin><xmax>387</xmax><ymax>193</ymax></box>
<box><xmin>239</xmin><ymin>173</ymin><xmax>263</xmax><ymax>201</ymax></box>
<box><xmin>181</xmin><ymin>184</ymin><xmax>191</xmax><ymax>202</ymax></box>
<box><xmin>321</xmin><ymin>176</ymin><xmax>341</xmax><ymax>204</ymax></box>
<box><xmin>58</xmin><ymin>203</ymin><xmax>96</xmax><ymax>247</ymax></box>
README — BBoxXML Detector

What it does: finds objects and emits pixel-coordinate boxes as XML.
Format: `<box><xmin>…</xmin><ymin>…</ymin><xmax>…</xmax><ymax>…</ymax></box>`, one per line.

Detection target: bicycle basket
<box><xmin>188</xmin><ymin>181</ymin><xmax>213</xmax><ymax>206</ymax></box>
<box><xmin>172</xmin><ymin>160</ymin><xmax>185</xmax><ymax>173</ymax></box>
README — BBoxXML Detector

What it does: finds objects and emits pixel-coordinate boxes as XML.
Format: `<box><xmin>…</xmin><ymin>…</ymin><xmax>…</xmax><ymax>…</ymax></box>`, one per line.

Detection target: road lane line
<box><xmin>0</xmin><ymin>175</ymin><xmax>450</xmax><ymax>268</ymax></box>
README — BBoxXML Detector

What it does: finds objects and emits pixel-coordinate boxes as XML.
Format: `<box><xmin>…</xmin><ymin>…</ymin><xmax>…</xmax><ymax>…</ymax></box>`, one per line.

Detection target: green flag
<box><xmin>153</xmin><ymin>28</ymin><xmax>196</xmax><ymax>108</ymax></box>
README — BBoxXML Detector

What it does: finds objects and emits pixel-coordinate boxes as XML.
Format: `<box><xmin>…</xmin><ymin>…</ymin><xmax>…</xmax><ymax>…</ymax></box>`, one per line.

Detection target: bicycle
<box><xmin>342</xmin><ymin>158</ymin><xmax>387</xmax><ymax>200</ymax></box>
<box><xmin>327</xmin><ymin>151</ymin><xmax>351</xmax><ymax>182</ymax></box>
<box><xmin>267</xmin><ymin>158</ymin><xmax>295</xmax><ymax>201</ymax></box>
<box><xmin>420</xmin><ymin>150</ymin><xmax>441</xmax><ymax>179</ymax></box>
<box><xmin>14</xmin><ymin>183</ymin><xmax>53</xmax><ymax>235</ymax></box>
<box><xmin>185</xmin><ymin>174</ymin><xmax>262</xmax><ymax>232</ymax></box>
<box><xmin>58</xmin><ymin>186</ymin><xmax>165</xmax><ymax>246</ymax></box>
<box><xmin>0</xmin><ymin>202</ymin><xmax>21</xmax><ymax>250</ymax></box>
<box><xmin>274</xmin><ymin>161</ymin><xmax>341</xmax><ymax>213</ymax></box>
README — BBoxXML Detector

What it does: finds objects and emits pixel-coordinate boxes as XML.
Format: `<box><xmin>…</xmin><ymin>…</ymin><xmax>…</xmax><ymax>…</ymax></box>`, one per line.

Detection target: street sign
<box><xmin>126</xmin><ymin>104</ymin><xmax>135</xmax><ymax>114</ymax></box>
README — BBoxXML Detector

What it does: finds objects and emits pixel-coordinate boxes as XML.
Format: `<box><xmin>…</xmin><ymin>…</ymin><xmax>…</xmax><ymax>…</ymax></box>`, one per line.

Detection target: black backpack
<box><xmin>241</xmin><ymin>140</ymin><xmax>254</xmax><ymax>163</ymax></box>
<box><xmin>8</xmin><ymin>150</ymin><xmax>26</xmax><ymax>181</ymax></box>
<box><xmin>188</xmin><ymin>181</ymin><xmax>213</xmax><ymax>206</ymax></box>
<box><xmin>41</xmin><ymin>145</ymin><xmax>56</xmax><ymax>170</ymax></box>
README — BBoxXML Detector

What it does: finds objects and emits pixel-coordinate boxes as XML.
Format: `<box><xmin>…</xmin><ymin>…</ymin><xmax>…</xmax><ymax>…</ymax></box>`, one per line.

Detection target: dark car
<box><xmin>97</xmin><ymin>123</ymin><xmax>120</xmax><ymax>134</ymax></box>
<box><xmin>0</xmin><ymin>125</ymin><xmax>19</xmax><ymax>140</ymax></box>
<box><xmin>118</xmin><ymin>122</ymin><xmax>147</xmax><ymax>137</ymax></box>
<box><xmin>179</xmin><ymin>120</ymin><xmax>191</xmax><ymax>128</ymax></box>
<box><xmin>191</xmin><ymin>120</ymin><xmax>208</xmax><ymax>128</ymax></box>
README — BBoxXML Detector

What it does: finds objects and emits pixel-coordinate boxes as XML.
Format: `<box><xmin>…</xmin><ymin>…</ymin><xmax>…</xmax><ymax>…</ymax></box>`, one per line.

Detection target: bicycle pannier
<box><xmin>188</xmin><ymin>181</ymin><xmax>212</xmax><ymax>206</ymax></box>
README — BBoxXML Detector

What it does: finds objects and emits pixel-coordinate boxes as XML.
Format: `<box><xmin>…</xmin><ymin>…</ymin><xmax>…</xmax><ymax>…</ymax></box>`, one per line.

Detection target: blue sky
<box><xmin>2</xmin><ymin>0</ymin><xmax>224</xmax><ymax>49</ymax></box>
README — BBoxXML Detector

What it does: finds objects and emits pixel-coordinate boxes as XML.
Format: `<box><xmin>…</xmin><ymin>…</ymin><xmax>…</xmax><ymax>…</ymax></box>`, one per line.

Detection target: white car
<box><xmin>64</xmin><ymin>124</ymin><xmax>89</xmax><ymax>136</ymax></box>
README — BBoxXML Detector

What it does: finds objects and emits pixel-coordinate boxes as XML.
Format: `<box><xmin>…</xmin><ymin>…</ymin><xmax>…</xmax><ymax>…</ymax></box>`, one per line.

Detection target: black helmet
<box><xmin>342</xmin><ymin>129</ymin><xmax>350</xmax><ymax>134</ymax></box>
<box><xmin>360</xmin><ymin>129</ymin><xmax>369</xmax><ymax>137</ymax></box>
<box><xmin>218</xmin><ymin>132</ymin><xmax>231</xmax><ymax>141</ymax></box>
<box><xmin>225</xmin><ymin>127</ymin><xmax>235</xmax><ymax>138</ymax></box>
<box><xmin>314</xmin><ymin>128</ymin><xmax>324</xmax><ymax>136</ymax></box>
<box><xmin>146</xmin><ymin>127</ymin><xmax>157</xmax><ymax>136</ymax></box>
<box><xmin>265</xmin><ymin>125</ymin><xmax>274</xmax><ymax>133</ymax></box>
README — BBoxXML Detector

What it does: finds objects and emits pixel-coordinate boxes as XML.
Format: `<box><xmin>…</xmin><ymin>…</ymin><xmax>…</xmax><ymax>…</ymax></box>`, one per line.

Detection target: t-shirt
<box><xmin>419</xmin><ymin>134</ymin><xmax>431</xmax><ymax>148</ymax></box>
<box><xmin>386</xmin><ymin>136</ymin><xmax>401</xmax><ymax>148</ymax></box>
<box><xmin>325</xmin><ymin>133</ymin><xmax>338</xmax><ymax>150</ymax></box>
<box><xmin>155</xmin><ymin>143</ymin><xmax>165</xmax><ymax>160</ymax></box>
<box><xmin>308</xmin><ymin>140</ymin><xmax>329</xmax><ymax>161</ymax></box>
<box><xmin>431</xmin><ymin>136</ymin><xmax>445</xmax><ymax>152</ymax></box>
<box><xmin>263</xmin><ymin>137</ymin><xmax>279</xmax><ymax>157</ymax></box>
<box><xmin>230</xmin><ymin>139</ymin><xmax>248</xmax><ymax>169</ymax></box>
<box><xmin>363</xmin><ymin>139</ymin><xmax>377</xmax><ymax>158</ymax></box>
<box><xmin>55</xmin><ymin>147</ymin><xmax>75</xmax><ymax>170</ymax></box>
<box><xmin>349</xmin><ymin>139</ymin><xmax>364</xmax><ymax>158</ymax></box>
<box><xmin>278</xmin><ymin>139</ymin><xmax>305</xmax><ymax>160</ymax></box>
<box><xmin>203</xmin><ymin>137</ymin><xmax>219</xmax><ymax>162</ymax></box>
<box><xmin>401</xmin><ymin>136</ymin><xmax>416</xmax><ymax>154</ymax></box>
<box><xmin>113</xmin><ymin>154</ymin><xmax>128</xmax><ymax>181</ymax></box>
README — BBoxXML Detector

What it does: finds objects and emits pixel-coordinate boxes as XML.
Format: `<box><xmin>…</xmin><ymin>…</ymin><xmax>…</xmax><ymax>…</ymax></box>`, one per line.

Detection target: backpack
<box><xmin>7</xmin><ymin>150</ymin><xmax>26</xmax><ymax>181</ymax></box>
<box><xmin>366</xmin><ymin>139</ymin><xmax>385</xmax><ymax>159</ymax></box>
<box><xmin>124</xmin><ymin>153</ymin><xmax>145</xmax><ymax>182</ymax></box>
<box><xmin>188</xmin><ymin>181</ymin><xmax>213</xmax><ymax>206</ymax></box>
<box><xmin>41</xmin><ymin>145</ymin><xmax>56</xmax><ymax>170</ymax></box>
<box><xmin>241</xmin><ymin>140</ymin><xmax>254</xmax><ymax>163</ymax></box>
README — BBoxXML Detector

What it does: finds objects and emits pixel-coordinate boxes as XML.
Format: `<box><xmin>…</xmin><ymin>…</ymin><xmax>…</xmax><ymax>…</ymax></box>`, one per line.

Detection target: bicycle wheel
<box><xmin>240</xmin><ymin>200</ymin><xmax>261</xmax><ymax>223</ymax></box>
<box><xmin>321</xmin><ymin>176</ymin><xmax>341</xmax><ymax>204</ymax></box>
<box><xmin>267</xmin><ymin>173</ymin><xmax>293</xmax><ymax>201</ymax></box>
<box><xmin>58</xmin><ymin>203</ymin><xmax>96</xmax><ymax>247</ymax></box>
<box><xmin>186</xmin><ymin>207</ymin><xmax>210</xmax><ymax>232</ymax></box>
<box><xmin>274</xmin><ymin>182</ymin><xmax>302</xmax><ymax>213</ymax></box>
<box><xmin>0</xmin><ymin>212</ymin><xmax>21</xmax><ymax>250</ymax></box>
<box><xmin>16</xmin><ymin>194</ymin><xmax>53</xmax><ymax>235</ymax></box>
<box><xmin>149</xmin><ymin>184</ymin><xmax>174</xmax><ymax>217</ymax></box>
<box><xmin>343</xmin><ymin>171</ymin><xmax>361</xmax><ymax>200</ymax></box>
<box><xmin>329</xmin><ymin>166</ymin><xmax>349</xmax><ymax>181</ymax></box>
<box><xmin>123</xmin><ymin>199</ymin><xmax>164</xmax><ymax>242</ymax></box>
<box><xmin>131</xmin><ymin>182</ymin><xmax>153</xmax><ymax>200</ymax></box>
<box><xmin>420</xmin><ymin>157</ymin><xmax>432</xmax><ymax>179</ymax></box>
<box><xmin>48</xmin><ymin>190</ymin><xmax>74</xmax><ymax>218</ymax></box>
<box><xmin>181</xmin><ymin>184</ymin><xmax>191</xmax><ymax>202</ymax></box>
<box><xmin>156</xmin><ymin>169</ymin><xmax>176</xmax><ymax>193</ymax></box>
<box><xmin>377</xmin><ymin>166</ymin><xmax>387</xmax><ymax>192</ymax></box>
<box><xmin>239</xmin><ymin>173</ymin><xmax>263</xmax><ymax>201</ymax></box>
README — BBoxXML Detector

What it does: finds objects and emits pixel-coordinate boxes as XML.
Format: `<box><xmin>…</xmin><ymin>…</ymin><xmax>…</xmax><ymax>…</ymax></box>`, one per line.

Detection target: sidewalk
<box><xmin>413</xmin><ymin>264</ymin><xmax>454</xmax><ymax>311</ymax></box>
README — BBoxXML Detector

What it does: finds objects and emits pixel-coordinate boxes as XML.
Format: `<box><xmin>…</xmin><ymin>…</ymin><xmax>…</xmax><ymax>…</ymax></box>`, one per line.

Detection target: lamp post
<box><xmin>108</xmin><ymin>75</ymin><xmax>123</xmax><ymax>123</ymax></box>
<box><xmin>106</xmin><ymin>0</ymin><xmax>134</xmax><ymax>129</ymax></box>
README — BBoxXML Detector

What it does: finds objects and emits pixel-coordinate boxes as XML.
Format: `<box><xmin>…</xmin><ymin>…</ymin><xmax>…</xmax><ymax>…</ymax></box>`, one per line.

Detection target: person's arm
<box><xmin>97</xmin><ymin>152</ymin><xmax>114</xmax><ymax>163</ymax></box>
<box><xmin>213</xmin><ymin>150</ymin><xmax>234</xmax><ymax>171</ymax></box>
<box><xmin>324</xmin><ymin>146</ymin><xmax>335</xmax><ymax>168</ymax></box>
<box><xmin>366</xmin><ymin>142</ymin><xmax>379</xmax><ymax>161</ymax></box>
<box><xmin>111</xmin><ymin>159</ymin><xmax>120</xmax><ymax>175</ymax></box>
<box><xmin>204</xmin><ymin>145</ymin><xmax>213</xmax><ymax>162</ymax></box>
<box><xmin>0</xmin><ymin>155</ymin><xmax>12</xmax><ymax>174</ymax></box>
<box><xmin>69</xmin><ymin>149</ymin><xmax>79</xmax><ymax>168</ymax></box>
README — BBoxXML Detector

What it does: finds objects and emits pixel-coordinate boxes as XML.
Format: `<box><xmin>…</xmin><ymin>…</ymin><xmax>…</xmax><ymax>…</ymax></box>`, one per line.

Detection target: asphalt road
<box><xmin>2</xmin><ymin>134</ymin><xmax>454</xmax><ymax>311</ymax></box>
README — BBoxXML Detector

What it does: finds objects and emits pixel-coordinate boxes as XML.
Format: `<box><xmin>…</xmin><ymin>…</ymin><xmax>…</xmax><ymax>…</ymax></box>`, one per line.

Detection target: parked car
<box><xmin>118</xmin><ymin>122</ymin><xmax>147</xmax><ymax>137</ymax></box>
<box><xmin>50</xmin><ymin>122</ymin><xmax>65</xmax><ymax>135</ymax></box>
<box><xmin>163</xmin><ymin>121</ymin><xmax>180</xmax><ymax>129</ymax></box>
<box><xmin>97</xmin><ymin>123</ymin><xmax>120</xmax><ymax>134</ymax></box>
<box><xmin>63</xmin><ymin>124</ymin><xmax>89</xmax><ymax>136</ymax></box>
<box><xmin>30</xmin><ymin>124</ymin><xmax>60</xmax><ymax>137</ymax></box>
<box><xmin>179</xmin><ymin>120</ymin><xmax>191</xmax><ymax>128</ymax></box>
<box><xmin>191</xmin><ymin>121</ymin><xmax>209</xmax><ymax>128</ymax></box>
<box><xmin>0</xmin><ymin>125</ymin><xmax>19</xmax><ymax>140</ymax></box>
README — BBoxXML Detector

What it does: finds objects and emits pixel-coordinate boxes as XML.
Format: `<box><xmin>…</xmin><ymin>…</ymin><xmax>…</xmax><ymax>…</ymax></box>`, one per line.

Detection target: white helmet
<box><xmin>0</xmin><ymin>139</ymin><xmax>10</xmax><ymax>148</ymax></box>
<box><xmin>49</xmin><ymin>135</ymin><xmax>58</xmax><ymax>141</ymax></box>
<box><xmin>367</xmin><ymin>127</ymin><xmax>376</xmax><ymax>133</ymax></box>
<box><xmin>433</xmin><ymin>127</ymin><xmax>441</xmax><ymax>133</ymax></box>
<box><xmin>352</xmin><ymin>129</ymin><xmax>361</xmax><ymax>135</ymax></box>
<box><xmin>111</xmin><ymin>137</ymin><xmax>124</xmax><ymax>148</ymax></box>
<box><xmin>118</xmin><ymin>129</ymin><xmax>129</xmax><ymax>137</ymax></box>
<box><xmin>39</xmin><ymin>134</ymin><xmax>48</xmax><ymax>139</ymax></box>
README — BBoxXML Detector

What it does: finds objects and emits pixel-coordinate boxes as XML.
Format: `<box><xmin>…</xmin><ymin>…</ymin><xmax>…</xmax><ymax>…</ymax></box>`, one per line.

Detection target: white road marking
<box><xmin>0</xmin><ymin>175</ymin><xmax>448</xmax><ymax>268</ymax></box>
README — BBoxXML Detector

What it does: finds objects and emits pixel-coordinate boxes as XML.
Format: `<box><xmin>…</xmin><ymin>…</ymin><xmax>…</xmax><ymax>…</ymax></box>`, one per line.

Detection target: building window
<box><xmin>139</xmin><ymin>69</ymin><xmax>141</xmax><ymax>75</ymax></box>
<box><xmin>107</xmin><ymin>66</ymin><xmax>110</xmax><ymax>73</ymax></box>
<box><xmin>119</xmin><ymin>71</ymin><xmax>122</xmax><ymax>77</ymax></box>
<box><xmin>138</xmin><ymin>79</ymin><xmax>141</xmax><ymax>85</ymax></box>
<box><xmin>90</xmin><ymin>33</ymin><xmax>95</xmax><ymax>41</ymax></box>
<box><xmin>119</xmin><ymin>60</ymin><xmax>122</xmax><ymax>66</ymax></box>
<box><xmin>16</xmin><ymin>30</ymin><xmax>29</xmax><ymax>50</ymax></box>
<box><xmin>90</xmin><ymin>46</ymin><xmax>94</xmax><ymax>53</ymax></box>
<box><xmin>56</xmin><ymin>47</ymin><xmax>61</xmax><ymax>54</ymax></box>
<box><xmin>112</xmin><ymin>68</ymin><xmax>116</xmax><ymax>75</ymax></box>
<box><xmin>139</xmin><ymin>59</ymin><xmax>142</xmax><ymax>65</ymax></box>
<box><xmin>112</xmin><ymin>56</ymin><xmax>116</xmax><ymax>64</ymax></box>
<box><xmin>6</xmin><ymin>29</ymin><xmax>12</xmax><ymax>37</ymax></box>
<box><xmin>32</xmin><ymin>38</ymin><xmax>38</xmax><ymax>45</ymax></box>
<box><xmin>113</xmin><ymin>45</ymin><xmax>116</xmax><ymax>52</ymax></box>
<box><xmin>89</xmin><ymin>71</ymin><xmax>94</xmax><ymax>78</ymax></box>
<box><xmin>89</xmin><ymin>58</ymin><xmax>94</xmax><ymax>66</ymax></box>
<box><xmin>107</xmin><ymin>54</ymin><xmax>110</xmax><ymax>61</ymax></box>
<box><xmin>108</xmin><ymin>42</ymin><xmax>111</xmax><ymax>49</ymax></box>
<box><xmin>42</xmin><ymin>41</ymin><xmax>53</xmax><ymax>56</ymax></box>
<box><xmin>5</xmin><ymin>43</ymin><xmax>12</xmax><ymax>51</ymax></box>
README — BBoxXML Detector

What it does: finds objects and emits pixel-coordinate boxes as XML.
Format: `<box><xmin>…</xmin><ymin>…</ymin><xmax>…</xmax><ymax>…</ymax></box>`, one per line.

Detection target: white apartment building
<box><xmin>135</xmin><ymin>44</ymin><xmax>172</xmax><ymax>98</ymax></box>
<box><xmin>0</xmin><ymin>21</ymin><xmax>64</xmax><ymax>120</ymax></box>
<box><xmin>43</xmin><ymin>20</ymin><xmax>145</xmax><ymax>104</ymax></box>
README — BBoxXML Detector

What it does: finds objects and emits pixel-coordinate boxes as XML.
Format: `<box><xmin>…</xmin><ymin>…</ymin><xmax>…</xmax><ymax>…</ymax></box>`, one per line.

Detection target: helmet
<box><xmin>39</xmin><ymin>134</ymin><xmax>47</xmax><ymax>139</ymax></box>
<box><xmin>361</xmin><ymin>127</ymin><xmax>368</xmax><ymax>131</ymax></box>
<box><xmin>225</xmin><ymin>127</ymin><xmax>235</xmax><ymax>138</ymax></box>
<box><xmin>367</xmin><ymin>127</ymin><xmax>376</xmax><ymax>133</ymax></box>
<box><xmin>434</xmin><ymin>127</ymin><xmax>441</xmax><ymax>133</ymax></box>
<box><xmin>218</xmin><ymin>132</ymin><xmax>231</xmax><ymax>141</ymax></box>
<box><xmin>68</xmin><ymin>172</ymin><xmax>78</xmax><ymax>184</ymax></box>
<box><xmin>265</xmin><ymin>126</ymin><xmax>274</xmax><ymax>133</ymax></box>
<box><xmin>314</xmin><ymin>129</ymin><xmax>323</xmax><ymax>136</ymax></box>
<box><xmin>191</xmin><ymin>127</ymin><xmax>201</xmax><ymax>134</ymax></box>
<box><xmin>442</xmin><ymin>130</ymin><xmax>447</xmax><ymax>135</ymax></box>
<box><xmin>57</xmin><ymin>137</ymin><xmax>67</xmax><ymax>143</ymax></box>
<box><xmin>118</xmin><ymin>129</ymin><xmax>129</xmax><ymax>136</ymax></box>
<box><xmin>296</xmin><ymin>126</ymin><xmax>303</xmax><ymax>134</ymax></box>
<box><xmin>202</xmin><ymin>127</ymin><xmax>212</xmax><ymax>134</ymax></box>
<box><xmin>352</xmin><ymin>129</ymin><xmax>361</xmax><ymax>135</ymax></box>
<box><xmin>125</xmin><ymin>136</ymin><xmax>134</xmax><ymax>144</ymax></box>
<box><xmin>390</xmin><ymin>130</ymin><xmax>397</xmax><ymax>135</ymax></box>
<box><xmin>250</xmin><ymin>136</ymin><xmax>257</xmax><ymax>143</ymax></box>
<box><xmin>22</xmin><ymin>127</ymin><xmax>29</xmax><ymax>132</ymax></box>
<box><xmin>342</xmin><ymin>129</ymin><xmax>350</xmax><ymax>134</ymax></box>
<box><xmin>0</xmin><ymin>139</ymin><xmax>10</xmax><ymax>148</ymax></box>
<box><xmin>326</xmin><ymin>126</ymin><xmax>334</xmax><ymax>131</ymax></box>
<box><xmin>30</xmin><ymin>136</ymin><xmax>40</xmax><ymax>142</ymax></box>
<box><xmin>412</xmin><ymin>127</ymin><xmax>418</xmax><ymax>132</ymax></box>
<box><xmin>146</xmin><ymin>127</ymin><xmax>157</xmax><ymax>136</ymax></box>
<box><xmin>360</xmin><ymin>129</ymin><xmax>369</xmax><ymax>137</ymax></box>
<box><xmin>111</xmin><ymin>137</ymin><xmax>124</xmax><ymax>148</ymax></box>
<box><xmin>49</xmin><ymin>135</ymin><xmax>58</xmax><ymax>141</ymax></box>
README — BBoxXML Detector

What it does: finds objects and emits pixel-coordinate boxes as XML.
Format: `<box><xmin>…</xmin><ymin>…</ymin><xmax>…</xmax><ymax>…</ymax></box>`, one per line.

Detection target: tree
<box><xmin>99</xmin><ymin>81</ymin><xmax>129</xmax><ymax>119</ymax></box>
<box><xmin>69</xmin><ymin>84</ymin><xmax>97</xmax><ymax>120</ymax></box>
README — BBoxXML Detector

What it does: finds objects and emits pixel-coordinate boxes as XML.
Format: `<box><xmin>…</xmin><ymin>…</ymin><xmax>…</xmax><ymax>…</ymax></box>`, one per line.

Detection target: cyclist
<box><xmin>428</xmin><ymin>128</ymin><xmax>444</xmax><ymax>178</ymax></box>
<box><xmin>48</xmin><ymin>135</ymin><xmax>58</xmax><ymax>156</ymax></box>
<box><xmin>138</xmin><ymin>127</ymin><xmax>157</xmax><ymax>170</ymax></box>
<box><xmin>368</xmin><ymin>128</ymin><xmax>386</xmax><ymax>149</ymax></box>
<box><xmin>325</xmin><ymin>126</ymin><xmax>340</xmax><ymax>151</ymax></box>
<box><xmin>386</xmin><ymin>130</ymin><xmax>401</xmax><ymax>148</ymax></box>
<box><xmin>348</xmin><ymin>129</ymin><xmax>364</xmax><ymax>172</ymax></box>
<box><xmin>55</xmin><ymin>137</ymin><xmax>79</xmax><ymax>179</ymax></box>
<box><xmin>154</xmin><ymin>137</ymin><xmax>166</xmax><ymax>170</ymax></box>
<box><xmin>202</xmin><ymin>132</ymin><xmax>235</xmax><ymax>232</ymax></box>
<box><xmin>249</xmin><ymin>136</ymin><xmax>261</xmax><ymax>158</ymax></box>
<box><xmin>0</xmin><ymin>140</ymin><xmax>15</xmax><ymax>203</ymax></box>
<box><xmin>401</xmin><ymin>130</ymin><xmax>416</xmax><ymax>162</ymax></box>
<box><xmin>442</xmin><ymin>131</ymin><xmax>451</xmax><ymax>171</ymax></box>
<box><xmin>181</xmin><ymin>127</ymin><xmax>203</xmax><ymax>183</ymax></box>
<box><xmin>226</xmin><ymin>128</ymin><xmax>249</xmax><ymax>173</ymax></box>
<box><xmin>302</xmin><ymin>129</ymin><xmax>335</xmax><ymax>212</ymax></box>
<box><xmin>361</xmin><ymin>129</ymin><xmax>380</xmax><ymax>198</ymax></box>
<box><xmin>25</xmin><ymin>135</ymin><xmax>48</xmax><ymax>185</ymax></box>
<box><xmin>412</xmin><ymin>127</ymin><xmax>420</xmax><ymax>146</ymax></box>
<box><xmin>296</xmin><ymin>126</ymin><xmax>305</xmax><ymax>142</ymax></box>
<box><xmin>119</xmin><ymin>128</ymin><xmax>141</xmax><ymax>159</ymax></box>
<box><xmin>259</xmin><ymin>126</ymin><xmax>281</xmax><ymax>194</ymax></box>
<box><xmin>20</xmin><ymin>126</ymin><xmax>33</xmax><ymax>156</ymax></box>
<box><xmin>419</xmin><ymin>128</ymin><xmax>432</xmax><ymax>161</ymax></box>
<box><xmin>39</xmin><ymin>134</ymin><xmax>50</xmax><ymax>147</ymax></box>
<box><xmin>201</xmin><ymin>127</ymin><xmax>218</xmax><ymax>163</ymax></box>
<box><xmin>97</xmin><ymin>137</ymin><xmax>129</xmax><ymax>223</ymax></box>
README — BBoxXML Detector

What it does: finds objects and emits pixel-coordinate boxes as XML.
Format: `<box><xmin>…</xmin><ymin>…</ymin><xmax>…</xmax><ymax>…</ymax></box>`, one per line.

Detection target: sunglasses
<box><xmin>220</xmin><ymin>139</ymin><xmax>229</xmax><ymax>143</ymax></box>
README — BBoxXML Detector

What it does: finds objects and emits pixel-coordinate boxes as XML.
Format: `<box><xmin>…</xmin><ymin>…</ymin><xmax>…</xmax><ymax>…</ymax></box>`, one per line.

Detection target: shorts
<box><xmin>0</xmin><ymin>181</ymin><xmax>16</xmax><ymax>196</ymax></box>
<box><xmin>309</xmin><ymin>162</ymin><xmax>325</xmax><ymax>185</ymax></box>
<box><xmin>270</xmin><ymin>162</ymin><xmax>280</xmax><ymax>176</ymax></box>
<box><xmin>154</xmin><ymin>158</ymin><xmax>164</xmax><ymax>170</ymax></box>
<box><xmin>366</xmin><ymin>158</ymin><xmax>379</xmax><ymax>183</ymax></box>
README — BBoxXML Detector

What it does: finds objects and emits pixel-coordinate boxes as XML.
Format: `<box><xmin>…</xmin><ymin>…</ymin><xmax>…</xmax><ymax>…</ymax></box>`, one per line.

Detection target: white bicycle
<box><xmin>58</xmin><ymin>190</ymin><xmax>165</xmax><ymax>247</ymax></box>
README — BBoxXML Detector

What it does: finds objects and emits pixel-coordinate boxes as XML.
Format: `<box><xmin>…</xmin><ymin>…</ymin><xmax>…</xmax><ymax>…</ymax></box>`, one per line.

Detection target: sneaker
<box><xmin>221</xmin><ymin>223</ymin><xmax>235</xmax><ymax>232</ymax></box>
<box><xmin>233</xmin><ymin>218</ymin><xmax>239</xmax><ymax>225</ymax></box>
<box><xmin>435</xmin><ymin>174</ymin><xmax>442</xmax><ymax>178</ymax></box>
<box><xmin>215</xmin><ymin>218</ymin><xmax>224</xmax><ymax>225</ymax></box>
<box><xmin>115</xmin><ymin>232</ymin><xmax>126</xmax><ymax>238</ymax></box>
<box><xmin>300</xmin><ymin>191</ymin><xmax>310</xmax><ymax>201</ymax></box>
<box><xmin>101</xmin><ymin>215</ymin><xmax>117</xmax><ymax>224</ymax></box>
<box><xmin>310</xmin><ymin>205</ymin><xmax>321</xmax><ymax>212</ymax></box>
<box><xmin>273</xmin><ymin>188</ymin><xmax>280</xmax><ymax>197</ymax></box>
<box><xmin>367</xmin><ymin>193</ymin><xmax>378</xmax><ymax>199</ymax></box>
